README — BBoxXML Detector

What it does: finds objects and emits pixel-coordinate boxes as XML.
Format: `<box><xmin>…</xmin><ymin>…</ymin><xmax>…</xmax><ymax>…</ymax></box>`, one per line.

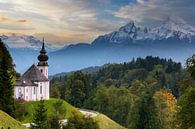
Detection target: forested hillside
<box><xmin>51</xmin><ymin>56</ymin><xmax>194</xmax><ymax>129</ymax></box>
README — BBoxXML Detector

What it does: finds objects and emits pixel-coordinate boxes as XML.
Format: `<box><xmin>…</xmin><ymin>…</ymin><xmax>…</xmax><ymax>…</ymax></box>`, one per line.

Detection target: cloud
<box><xmin>34</xmin><ymin>33</ymin><xmax>94</xmax><ymax>46</ymax></box>
<box><xmin>0</xmin><ymin>15</ymin><xmax>34</xmax><ymax>30</ymax></box>
<box><xmin>16</xmin><ymin>19</ymin><xmax>27</xmax><ymax>23</ymax></box>
<box><xmin>1</xmin><ymin>0</ymin><xmax>194</xmax><ymax>45</ymax></box>
<box><xmin>136</xmin><ymin>0</ymin><xmax>146</xmax><ymax>4</ymax></box>
<box><xmin>0</xmin><ymin>0</ymin><xmax>123</xmax><ymax>35</ymax></box>
<box><xmin>114</xmin><ymin>0</ymin><xmax>195</xmax><ymax>26</ymax></box>
<box><xmin>0</xmin><ymin>16</ymin><xmax>9</xmax><ymax>21</ymax></box>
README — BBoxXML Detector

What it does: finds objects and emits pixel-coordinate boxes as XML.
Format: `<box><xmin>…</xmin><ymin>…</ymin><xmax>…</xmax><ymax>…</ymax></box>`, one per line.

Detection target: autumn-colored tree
<box><xmin>154</xmin><ymin>90</ymin><xmax>177</xmax><ymax>129</ymax></box>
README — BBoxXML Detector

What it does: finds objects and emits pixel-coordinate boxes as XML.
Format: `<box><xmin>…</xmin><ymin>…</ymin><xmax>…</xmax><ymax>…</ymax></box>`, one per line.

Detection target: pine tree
<box><xmin>136</xmin><ymin>93</ymin><xmax>162</xmax><ymax>129</ymax></box>
<box><xmin>49</xmin><ymin>115</ymin><xmax>60</xmax><ymax>129</ymax></box>
<box><xmin>0</xmin><ymin>39</ymin><xmax>15</xmax><ymax>117</ymax></box>
<box><xmin>31</xmin><ymin>100</ymin><xmax>49</xmax><ymax>129</ymax></box>
<box><xmin>50</xmin><ymin>82</ymin><xmax>61</xmax><ymax>98</ymax></box>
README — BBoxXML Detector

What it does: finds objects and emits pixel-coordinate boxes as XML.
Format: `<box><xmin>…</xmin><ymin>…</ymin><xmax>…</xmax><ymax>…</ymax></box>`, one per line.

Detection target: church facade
<box><xmin>14</xmin><ymin>40</ymin><xmax>50</xmax><ymax>101</ymax></box>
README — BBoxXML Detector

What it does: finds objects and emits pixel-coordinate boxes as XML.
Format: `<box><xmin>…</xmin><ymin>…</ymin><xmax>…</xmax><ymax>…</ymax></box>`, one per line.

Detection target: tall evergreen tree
<box><xmin>50</xmin><ymin>82</ymin><xmax>61</xmax><ymax>98</ymax></box>
<box><xmin>176</xmin><ymin>86</ymin><xmax>195</xmax><ymax>129</ymax></box>
<box><xmin>0</xmin><ymin>39</ymin><xmax>15</xmax><ymax>117</ymax></box>
<box><xmin>31</xmin><ymin>100</ymin><xmax>49</xmax><ymax>129</ymax></box>
<box><xmin>65</xmin><ymin>71</ymin><xmax>91</xmax><ymax>107</ymax></box>
<box><xmin>137</xmin><ymin>93</ymin><xmax>162</xmax><ymax>129</ymax></box>
<box><xmin>186</xmin><ymin>54</ymin><xmax>195</xmax><ymax>79</ymax></box>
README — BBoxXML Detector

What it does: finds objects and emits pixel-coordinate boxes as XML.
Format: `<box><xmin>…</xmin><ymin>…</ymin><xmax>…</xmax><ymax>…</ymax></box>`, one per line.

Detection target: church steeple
<box><xmin>38</xmin><ymin>38</ymin><xmax>48</xmax><ymax>66</ymax></box>
<box><xmin>40</xmin><ymin>38</ymin><xmax>46</xmax><ymax>54</ymax></box>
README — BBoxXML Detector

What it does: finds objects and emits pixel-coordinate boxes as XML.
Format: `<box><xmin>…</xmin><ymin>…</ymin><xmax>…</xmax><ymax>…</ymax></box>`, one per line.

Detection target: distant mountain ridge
<box><xmin>2</xmin><ymin>18</ymin><xmax>195</xmax><ymax>75</ymax></box>
<box><xmin>50</xmin><ymin>64</ymin><xmax>111</xmax><ymax>79</ymax></box>
<box><xmin>0</xmin><ymin>33</ymin><xmax>59</xmax><ymax>51</ymax></box>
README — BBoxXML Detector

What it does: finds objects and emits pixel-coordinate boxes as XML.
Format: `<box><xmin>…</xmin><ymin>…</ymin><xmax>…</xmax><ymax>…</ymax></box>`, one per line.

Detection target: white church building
<box><xmin>14</xmin><ymin>40</ymin><xmax>50</xmax><ymax>101</ymax></box>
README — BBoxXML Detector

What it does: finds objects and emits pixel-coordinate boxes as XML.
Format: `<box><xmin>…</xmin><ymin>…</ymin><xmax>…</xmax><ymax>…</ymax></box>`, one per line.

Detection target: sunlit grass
<box><xmin>0</xmin><ymin>110</ymin><xmax>27</xmax><ymax>129</ymax></box>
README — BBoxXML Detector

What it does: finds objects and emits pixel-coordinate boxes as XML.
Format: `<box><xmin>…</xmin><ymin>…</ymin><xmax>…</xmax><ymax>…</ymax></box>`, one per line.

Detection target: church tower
<box><xmin>37</xmin><ymin>38</ymin><xmax>49</xmax><ymax>78</ymax></box>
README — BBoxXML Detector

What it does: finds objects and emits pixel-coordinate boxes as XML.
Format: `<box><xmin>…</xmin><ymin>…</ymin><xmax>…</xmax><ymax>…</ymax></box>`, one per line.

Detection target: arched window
<box><xmin>18</xmin><ymin>88</ymin><xmax>21</xmax><ymax>93</ymax></box>
<box><xmin>40</xmin><ymin>69</ymin><xmax>43</xmax><ymax>73</ymax></box>
<box><xmin>34</xmin><ymin>87</ymin><xmax>36</xmax><ymax>94</ymax></box>
<box><xmin>40</xmin><ymin>86</ymin><xmax>42</xmax><ymax>94</ymax></box>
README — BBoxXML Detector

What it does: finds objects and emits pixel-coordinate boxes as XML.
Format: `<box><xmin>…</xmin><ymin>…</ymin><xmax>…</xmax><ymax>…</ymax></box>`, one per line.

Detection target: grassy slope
<box><xmin>19</xmin><ymin>99</ymin><xmax>126</xmax><ymax>129</ymax></box>
<box><xmin>0</xmin><ymin>110</ymin><xmax>27</xmax><ymax>129</ymax></box>
<box><xmin>21</xmin><ymin>98</ymin><xmax>79</xmax><ymax>123</ymax></box>
<box><xmin>94</xmin><ymin>114</ymin><xmax>126</xmax><ymax>129</ymax></box>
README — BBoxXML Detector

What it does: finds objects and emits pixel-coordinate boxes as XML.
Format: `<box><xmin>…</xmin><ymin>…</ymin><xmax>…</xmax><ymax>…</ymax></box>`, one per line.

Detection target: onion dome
<box><xmin>37</xmin><ymin>38</ymin><xmax>48</xmax><ymax>66</ymax></box>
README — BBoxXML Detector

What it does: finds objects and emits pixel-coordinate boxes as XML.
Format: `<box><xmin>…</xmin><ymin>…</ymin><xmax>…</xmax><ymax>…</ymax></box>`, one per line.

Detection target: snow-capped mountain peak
<box><xmin>0</xmin><ymin>33</ymin><xmax>59</xmax><ymax>51</ymax></box>
<box><xmin>151</xmin><ymin>17</ymin><xmax>195</xmax><ymax>41</ymax></box>
<box><xmin>119</xmin><ymin>21</ymin><xmax>136</xmax><ymax>32</ymax></box>
<box><xmin>101</xmin><ymin>18</ymin><xmax>195</xmax><ymax>44</ymax></box>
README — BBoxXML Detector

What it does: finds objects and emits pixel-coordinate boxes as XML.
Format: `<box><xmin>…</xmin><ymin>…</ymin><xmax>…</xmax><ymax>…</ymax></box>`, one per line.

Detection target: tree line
<box><xmin>51</xmin><ymin>55</ymin><xmax>194</xmax><ymax>129</ymax></box>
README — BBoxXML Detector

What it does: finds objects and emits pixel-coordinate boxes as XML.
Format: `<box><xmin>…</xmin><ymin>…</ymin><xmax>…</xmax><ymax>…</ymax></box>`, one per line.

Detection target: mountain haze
<box><xmin>49</xmin><ymin>18</ymin><xmax>195</xmax><ymax>74</ymax></box>
<box><xmin>2</xmin><ymin>18</ymin><xmax>195</xmax><ymax>74</ymax></box>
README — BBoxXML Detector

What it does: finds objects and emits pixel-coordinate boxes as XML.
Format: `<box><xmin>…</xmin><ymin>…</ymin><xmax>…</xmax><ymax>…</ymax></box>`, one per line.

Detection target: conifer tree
<box><xmin>31</xmin><ymin>100</ymin><xmax>49</xmax><ymax>129</ymax></box>
<box><xmin>176</xmin><ymin>55</ymin><xmax>195</xmax><ymax>129</ymax></box>
<box><xmin>176</xmin><ymin>86</ymin><xmax>195</xmax><ymax>129</ymax></box>
<box><xmin>0</xmin><ymin>39</ymin><xmax>15</xmax><ymax>117</ymax></box>
<box><xmin>137</xmin><ymin>93</ymin><xmax>162</xmax><ymax>129</ymax></box>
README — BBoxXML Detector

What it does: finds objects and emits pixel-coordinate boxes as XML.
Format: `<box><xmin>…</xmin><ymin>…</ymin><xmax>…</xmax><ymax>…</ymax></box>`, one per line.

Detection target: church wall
<box><xmin>45</xmin><ymin>81</ymin><xmax>50</xmax><ymax>100</ymax></box>
<box><xmin>24</xmin><ymin>87</ymin><xmax>30</xmax><ymax>101</ymax></box>
<box><xmin>14</xmin><ymin>81</ymin><xmax>50</xmax><ymax>101</ymax></box>
<box><xmin>37</xmin><ymin>66</ymin><xmax>48</xmax><ymax>78</ymax></box>
<box><xmin>31</xmin><ymin>86</ymin><xmax>37</xmax><ymax>101</ymax></box>
<box><xmin>14</xmin><ymin>86</ymin><xmax>38</xmax><ymax>101</ymax></box>
<box><xmin>36</xmin><ymin>81</ymin><xmax>49</xmax><ymax>101</ymax></box>
<box><xmin>14</xmin><ymin>86</ymin><xmax>25</xmax><ymax>100</ymax></box>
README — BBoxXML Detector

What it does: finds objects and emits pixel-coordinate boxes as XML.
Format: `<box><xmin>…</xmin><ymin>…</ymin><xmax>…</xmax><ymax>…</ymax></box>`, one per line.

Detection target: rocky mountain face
<box><xmin>92</xmin><ymin>17</ymin><xmax>195</xmax><ymax>46</ymax></box>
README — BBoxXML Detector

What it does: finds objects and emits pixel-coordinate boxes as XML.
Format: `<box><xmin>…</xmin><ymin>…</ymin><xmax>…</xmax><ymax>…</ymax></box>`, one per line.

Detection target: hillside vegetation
<box><xmin>17</xmin><ymin>98</ymin><xmax>79</xmax><ymax>123</ymax></box>
<box><xmin>94</xmin><ymin>114</ymin><xmax>126</xmax><ymax>129</ymax></box>
<box><xmin>0</xmin><ymin>110</ymin><xmax>27</xmax><ymax>129</ymax></box>
<box><xmin>16</xmin><ymin>98</ymin><xmax>126</xmax><ymax>129</ymax></box>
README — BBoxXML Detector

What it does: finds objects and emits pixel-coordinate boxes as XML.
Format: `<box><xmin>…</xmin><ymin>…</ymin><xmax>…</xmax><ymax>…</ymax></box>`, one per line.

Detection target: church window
<box><xmin>18</xmin><ymin>88</ymin><xmax>21</xmax><ymax>93</ymax></box>
<box><xmin>41</xmin><ymin>69</ymin><xmax>43</xmax><ymax>73</ymax></box>
<box><xmin>34</xmin><ymin>87</ymin><xmax>36</xmax><ymax>94</ymax></box>
<box><xmin>40</xmin><ymin>86</ymin><xmax>42</xmax><ymax>94</ymax></box>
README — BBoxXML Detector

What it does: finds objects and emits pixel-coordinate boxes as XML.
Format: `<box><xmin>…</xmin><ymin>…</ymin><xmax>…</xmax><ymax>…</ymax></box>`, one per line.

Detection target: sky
<box><xmin>0</xmin><ymin>0</ymin><xmax>195</xmax><ymax>46</ymax></box>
